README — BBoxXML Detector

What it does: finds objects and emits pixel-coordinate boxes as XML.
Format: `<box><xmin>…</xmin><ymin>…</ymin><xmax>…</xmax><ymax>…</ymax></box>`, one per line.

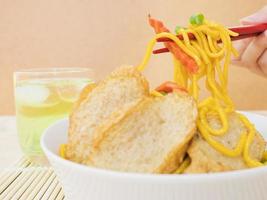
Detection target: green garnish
<box><xmin>160</xmin><ymin>91</ymin><xmax>168</xmax><ymax>96</ymax></box>
<box><xmin>195</xmin><ymin>13</ymin><xmax>204</xmax><ymax>24</ymax></box>
<box><xmin>190</xmin><ymin>13</ymin><xmax>205</xmax><ymax>25</ymax></box>
<box><xmin>190</xmin><ymin>15</ymin><xmax>197</xmax><ymax>25</ymax></box>
<box><xmin>175</xmin><ymin>26</ymin><xmax>183</xmax><ymax>34</ymax></box>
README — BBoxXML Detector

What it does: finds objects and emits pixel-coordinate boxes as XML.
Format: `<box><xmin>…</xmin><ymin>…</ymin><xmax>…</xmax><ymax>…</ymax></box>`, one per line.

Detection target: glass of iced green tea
<box><xmin>14</xmin><ymin>68</ymin><xmax>94</xmax><ymax>164</ymax></box>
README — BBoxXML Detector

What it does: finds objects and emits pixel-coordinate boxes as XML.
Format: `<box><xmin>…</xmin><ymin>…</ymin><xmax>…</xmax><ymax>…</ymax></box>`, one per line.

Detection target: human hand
<box><xmin>232</xmin><ymin>6</ymin><xmax>267</xmax><ymax>77</ymax></box>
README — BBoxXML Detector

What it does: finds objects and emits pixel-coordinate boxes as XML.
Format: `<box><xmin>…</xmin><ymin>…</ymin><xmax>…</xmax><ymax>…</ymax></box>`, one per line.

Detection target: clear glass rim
<box><xmin>14</xmin><ymin>67</ymin><xmax>94</xmax><ymax>75</ymax></box>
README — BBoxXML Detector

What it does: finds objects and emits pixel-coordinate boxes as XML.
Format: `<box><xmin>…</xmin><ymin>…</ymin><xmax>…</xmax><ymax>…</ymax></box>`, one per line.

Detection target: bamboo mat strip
<box><xmin>0</xmin><ymin>157</ymin><xmax>64</xmax><ymax>200</ymax></box>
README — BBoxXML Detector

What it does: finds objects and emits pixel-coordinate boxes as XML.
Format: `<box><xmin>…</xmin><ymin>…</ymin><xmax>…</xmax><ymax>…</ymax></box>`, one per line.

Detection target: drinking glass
<box><xmin>14</xmin><ymin>68</ymin><xmax>94</xmax><ymax>164</ymax></box>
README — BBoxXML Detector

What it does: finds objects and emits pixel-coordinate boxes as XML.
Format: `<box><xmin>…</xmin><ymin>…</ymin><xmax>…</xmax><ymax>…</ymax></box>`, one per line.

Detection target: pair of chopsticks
<box><xmin>153</xmin><ymin>23</ymin><xmax>267</xmax><ymax>54</ymax></box>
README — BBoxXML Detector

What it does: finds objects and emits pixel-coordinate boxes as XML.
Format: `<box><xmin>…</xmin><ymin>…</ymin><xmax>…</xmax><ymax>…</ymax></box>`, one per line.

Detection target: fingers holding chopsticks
<box><xmin>232</xmin><ymin>6</ymin><xmax>267</xmax><ymax>77</ymax></box>
<box><xmin>241</xmin><ymin>5</ymin><xmax>267</xmax><ymax>25</ymax></box>
<box><xmin>232</xmin><ymin>30</ymin><xmax>267</xmax><ymax>77</ymax></box>
<box><xmin>258</xmin><ymin>49</ymin><xmax>267</xmax><ymax>75</ymax></box>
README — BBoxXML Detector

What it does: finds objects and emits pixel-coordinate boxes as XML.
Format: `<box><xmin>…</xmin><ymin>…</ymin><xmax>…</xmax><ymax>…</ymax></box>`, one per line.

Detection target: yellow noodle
<box><xmin>59</xmin><ymin>144</ymin><xmax>66</xmax><ymax>159</ymax></box>
<box><xmin>175</xmin><ymin>157</ymin><xmax>191</xmax><ymax>174</ymax></box>
<box><xmin>199</xmin><ymin>106</ymin><xmax>228</xmax><ymax>136</ymax></box>
<box><xmin>151</xmin><ymin>90</ymin><xmax>164</xmax><ymax>97</ymax></box>
<box><xmin>262</xmin><ymin>151</ymin><xmax>267</xmax><ymax>162</ymax></box>
<box><xmin>195</xmin><ymin>25</ymin><xmax>220</xmax><ymax>38</ymax></box>
<box><xmin>239</xmin><ymin>114</ymin><xmax>264</xmax><ymax>167</ymax></box>
<box><xmin>197</xmin><ymin>120</ymin><xmax>246</xmax><ymax>157</ymax></box>
<box><xmin>180</xmin><ymin>29</ymin><xmax>200</xmax><ymax>56</ymax></box>
<box><xmin>137</xmin><ymin>18</ymin><xmax>264</xmax><ymax>168</ymax></box>
<box><xmin>137</xmin><ymin>32</ymin><xmax>201</xmax><ymax>71</ymax></box>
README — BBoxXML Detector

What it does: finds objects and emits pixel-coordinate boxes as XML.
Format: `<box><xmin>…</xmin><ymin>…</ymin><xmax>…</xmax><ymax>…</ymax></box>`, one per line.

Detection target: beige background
<box><xmin>0</xmin><ymin>0</ymin><xmax>267</xmax><ymax>114</ymax></box>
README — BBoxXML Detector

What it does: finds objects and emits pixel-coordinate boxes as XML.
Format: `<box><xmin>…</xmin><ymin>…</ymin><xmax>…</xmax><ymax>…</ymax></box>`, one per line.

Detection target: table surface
<box><xmin>0</xmin><ymin>116</ymin><xmax>23</xmax><ymax>168</ymax></box>
<box><xmin>1</xmin><ymin>111</ymin><xmax>267</xmax><ymax>168</ymax></box>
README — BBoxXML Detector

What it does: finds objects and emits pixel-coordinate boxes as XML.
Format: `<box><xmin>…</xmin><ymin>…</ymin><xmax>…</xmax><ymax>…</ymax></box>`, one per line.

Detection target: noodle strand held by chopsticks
<box><xmin>136</xmin><ymin>14</ymin><xmax>264</xmax><ymax>168</ymax></box>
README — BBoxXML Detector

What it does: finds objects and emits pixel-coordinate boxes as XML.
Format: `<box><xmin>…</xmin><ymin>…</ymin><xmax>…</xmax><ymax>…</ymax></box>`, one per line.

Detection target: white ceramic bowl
<box><xmin>41</xmin><ymin>112</ymin><xmax>267</xmax><ymax>200</ymax></box>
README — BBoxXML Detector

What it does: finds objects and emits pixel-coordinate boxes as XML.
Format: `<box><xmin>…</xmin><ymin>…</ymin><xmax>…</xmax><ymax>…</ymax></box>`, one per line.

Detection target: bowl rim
<box><xmin>41</xmin><ymin>112</ymin><xmax>267</xmax><ymax>183</ymax></box>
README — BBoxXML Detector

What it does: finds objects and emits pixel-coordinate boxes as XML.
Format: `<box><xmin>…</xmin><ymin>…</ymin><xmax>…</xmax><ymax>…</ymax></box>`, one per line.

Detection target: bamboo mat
<box><xmin>0</xmin><ymin>157</ymin><xmax>64</xmax><ymax>200</ymax></box>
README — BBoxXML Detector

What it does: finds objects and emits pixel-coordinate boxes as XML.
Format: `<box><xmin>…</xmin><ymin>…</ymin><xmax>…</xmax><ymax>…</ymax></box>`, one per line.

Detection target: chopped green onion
<box><xmin>160</xmin><ymin>91</ymin><xmax>168</xmax><ymax>96</ymax></box>
<box><xmin>175</xmin><ymin>26</ymin><xmax>182</xmax><ymax>34</ymax></box>
<box><xmin>190</xmin><ymin>15</ymin><xmax>197</xmax><ymax>25</ymax></box>
<box><xmin>195</xmin><ymin>13</ymin><xmax>204</xmax><ymax>25</ymax></box>
<box><xmin>190</xmin><ymin>13</ymin><xmax>205</xmax><ymax>25</ymax></box>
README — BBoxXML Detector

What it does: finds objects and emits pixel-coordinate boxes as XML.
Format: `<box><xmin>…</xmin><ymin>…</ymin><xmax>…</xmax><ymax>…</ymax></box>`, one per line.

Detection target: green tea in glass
<box><xmin>14</xmin><ymin>68</ymin><xmax>94</xmax><ymax>163</ymax></box>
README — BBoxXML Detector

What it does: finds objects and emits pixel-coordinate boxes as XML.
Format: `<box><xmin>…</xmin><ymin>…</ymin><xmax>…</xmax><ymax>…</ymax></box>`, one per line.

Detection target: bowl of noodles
<box><xmin>41</xmin><ymin>14</ymin><xmax>267</xmax><ymax>200</ymax></box>
<box><xmin>42</xmin><ymin>112</ymin><xmax>267</xmax><ymax>200</ymax></box>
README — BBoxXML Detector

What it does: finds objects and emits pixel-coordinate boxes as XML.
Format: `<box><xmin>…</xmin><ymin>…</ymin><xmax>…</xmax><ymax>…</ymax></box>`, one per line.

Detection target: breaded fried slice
<box><xmin>66</xmin><ymin>66</ymin><xmax>149</xmax><ymax>163</ymax></box>
<box><xmin>185</xmin><ymin>113</ymin><xmax>266</xmax><ymax>173</ymax></box>
<box><xmin>89</xmin><ymin>92</ymin><xmax>197</xmax><ymax>173</ymax></box>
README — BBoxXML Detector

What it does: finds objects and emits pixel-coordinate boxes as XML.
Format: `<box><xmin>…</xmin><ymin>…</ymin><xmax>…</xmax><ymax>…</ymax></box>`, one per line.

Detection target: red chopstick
<box><xmin>230</xmin><ymin>23</ymin><xmax>267</xmax><ymax>35</ymax></box>
<box><xmin>153</xmin><ymin>23</ymin><xmax>267</xmax><ymax>54</ymax></box>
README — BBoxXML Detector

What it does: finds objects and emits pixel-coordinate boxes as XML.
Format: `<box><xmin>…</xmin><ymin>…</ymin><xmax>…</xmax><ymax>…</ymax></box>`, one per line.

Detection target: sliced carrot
<box><xmin>148</xmin><ymin>17</ymin><xmax>198</xmax><ymax>74</ymax></box>
<box><xmin>156</xmin><ymin>81</ymin><xmax>188</xmax><ymax>93</ymax></box>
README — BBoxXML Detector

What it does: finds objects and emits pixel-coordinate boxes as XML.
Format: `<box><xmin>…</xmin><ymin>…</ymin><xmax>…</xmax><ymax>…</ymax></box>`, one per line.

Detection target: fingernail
<box><xmin>241</xmin><ymin>15</ymin><xmax>258</xmax><ymax>24</ymax></box>
<box><xmin>240</xmin><ymin>7</ymin><xmax>267</xmax><ymax>24</ymax></box>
